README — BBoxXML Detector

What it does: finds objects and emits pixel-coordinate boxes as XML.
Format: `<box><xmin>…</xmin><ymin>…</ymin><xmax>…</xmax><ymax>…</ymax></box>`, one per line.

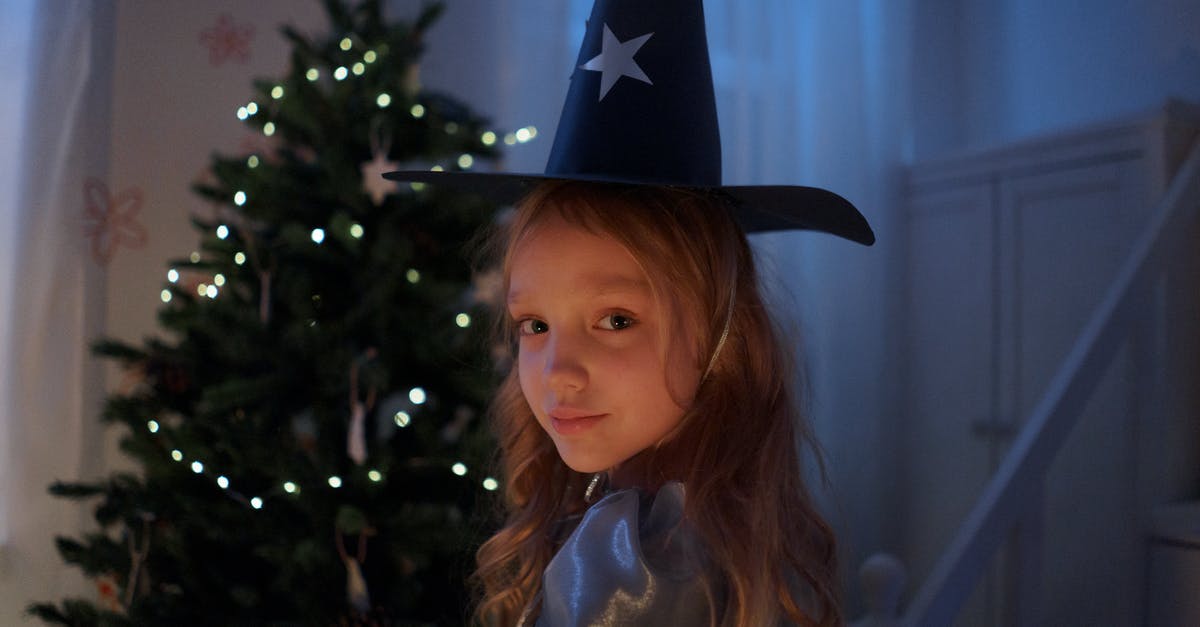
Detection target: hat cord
<box><xmin>700</xmin><ymin>280</ymin><xmax>736</xmax><ymax>384</ymax></box>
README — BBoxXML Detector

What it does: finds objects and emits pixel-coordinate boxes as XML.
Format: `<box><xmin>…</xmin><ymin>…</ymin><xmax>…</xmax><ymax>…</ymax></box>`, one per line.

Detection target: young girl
<box><xmin>383</xmin><ymin>1</ymin><xmax>873</xmax><ymax>624</ymax></box>
<box><xmin>472</xmin><ymin>181</ymin><xmax>844</xmax><ymax>626</ymax></box>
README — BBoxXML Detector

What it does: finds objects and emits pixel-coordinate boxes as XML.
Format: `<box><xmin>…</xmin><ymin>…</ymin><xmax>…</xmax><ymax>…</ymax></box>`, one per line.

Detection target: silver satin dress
<box><xmin>530</xmin><ymin>482</ymin><xmax>718</xmax><ymax>626</ymax></box>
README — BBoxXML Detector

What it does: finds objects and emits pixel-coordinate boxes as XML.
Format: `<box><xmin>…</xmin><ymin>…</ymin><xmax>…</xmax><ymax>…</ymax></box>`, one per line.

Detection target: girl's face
<box><xmin>507</xmin><ymin>212</ymin><xmax>701</xmax><ymax>478</ymax></box>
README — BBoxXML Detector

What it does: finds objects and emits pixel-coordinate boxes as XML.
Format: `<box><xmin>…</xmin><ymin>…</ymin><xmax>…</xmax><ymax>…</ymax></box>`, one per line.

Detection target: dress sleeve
<box><xmin>535</xmin><ymin>482</ymin><xmax>717</xmax><ymax>626</ymax></box>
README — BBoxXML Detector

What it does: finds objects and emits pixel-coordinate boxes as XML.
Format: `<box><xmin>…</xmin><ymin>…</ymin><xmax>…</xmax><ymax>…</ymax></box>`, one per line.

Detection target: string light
<box><xmin>311</xmin><ymin>228</ymin><xmax>325</xmax><ymax>244</ymax></box>
<box><xmin>250</xmin><ymin>497</ymin><xmax>263</xmax><ymax>509</ymax></box>
<box><xmin>394</xmin><ymin>411</ymin><xmax>411</xmax><ymax>427</ymax></box>
<box><xmin>405</xmin><ymin>268</ymin><xmax>420</xmax><ymax>284</ymax></box>
<box><xmin>234</xmin><ymin>252</ymin><xmax>247</xmax><ymax>265</ymax></box>
<box><xmin>237</xmin><ymin>107</ymin><xmax>249</xmax><ymax>121</ymax></box>
<box><xmin>213</xmin><ymin>274</ymin><xmax>226</xmax><ymax>287</ymax></box>
<box><xmin>410</xmin><ymin>182</ymin><xmax>426</xmax><ymax>192</ymax></box>
<box><xmin>328</xmin><ymin>476</ymin><xmax>343</xmax><ymax>488</ymax></box>
<box><xmin>376</xmin><ymin>93</ymin><xmax>392</xmax><ymax>108</ymax></box>
<box><xmin>409</xmin><ymin>387</ymin><xmax>427</xmax><ymax>405</ymax></box>
<box><xmin>334</xmin><ymin>66</ymin><xmax>348</xmax><ymax>81</ymax></box>
<box><xmin>445</xmin><ymin>122</ymin><xmax>459</xmax><ymax>134</ymax></box>
<box><xmin>481</xmin><ymin>131</ymin><xmax>497</xmax><ymax>146</ymax></box>
<box><xmin>246</xmin><ymin>102</ymin><xmax>258</xmax><ymax>115</ymax></box>
<box><xmin>197</xmin><ymin>283</ymin><xmax>208</xmax><ymax>296</ymax></box>
<box><xmin>351</xmin><ymin>62</ymin><xmax>365</xmax><ymax>75</ymax></box>
<box><xmin>339</xmin><ymin>37</ymin><xmax>352</xmax><ymax>51</ymax></box>
<box><xmin>171</xmin><ymin>449</ymin><xmax>184</xmax><ymax>462</ymax></box>
<box><xmin>160</xmin><ymin>290</ymin><xmax>172</xmax><ymax>303</ymax></box>
<box><xmin>167</xmin><ymin>268</ymin><xmax>179</xmax><ymax>282</ymax></box>
<box><xmin>516</xmin><ymin>126</ymin><xmax>536</xmax><ymax>143</ymax></box>
<box><xmin>457</xmin><ymin>154</ymin><xmax>474</xmax><ymax>169</ymax></box>
<box><xmin>482</xmin><ymin>477</ymin><xmax>499</xmax><ymax>491</ymax></box>
<box><xmin>217</xmin><ymin>476</ymin><xmax>230</xmax><ymax>489</ymax></box>
<box><xmin>247</xmin><ymin>155</ymin><xmax>260</xmax><ymax>168</ymax></box>
<box><xmin>283</xmin><ymin>481</ymin><xmax>298</xmax><ymax>494</ymax></box>
<box><xmin>363</xmin><ymin>50</ymin><xmax>377</xmax><ymax>63</ymax></box>
<box><xmin>455</xmin><ymin>313</ymin><xmax>471</xmax><ymax>328</ymax></box>
<box><xmin>271</xmin><ymin>85</ymin><xmax>284</xmax><ymax>99</ymax></box>
<box><xmin>305</xmin><ymin>68</ymin><xmax>320</xmax><ymax>81</ymax></box>
<box><xmin>368</xmin><ymin>470</ymin><xmax>383</xmax><ymax>482</ymax></box>
<box><xmin>504</xmin><ymin>133</ymin><xmax>517</xmax><ymax>145</ymax></box>
<box><xmin>234</xmin><ymin>191</ymin><xmax>247</xmax><ymax>206</ymax></box>
<box><xmin>410</xmin><ymin>104</ymin><xmax>424</xmax><ymax>118</ymax></box>
<box><xmin>451</xmin><ymin>462</ymin><xmax>467</xmax><ymax>476</ymax></box>
<box><xmin>349</xmin><ymin>223</ymin><xmax>364</xmax><ymax>239</ymax></box>
<box><xmin>263</xmin><ymin>122</ymin><xmax>276</xmax><ymax>136</ymax></box>
<box><xmin>205</xmin><ymin>285</ymin><xmax>218</xmax><ymax>299</ymax></box>
<box><xmin>147</xmin><ymin>420</ymin><xmax>160</xmax><ymax>433</ymax></box>
<box><xmin>191</xmin><ymin>461</ymin><xmax>204</xmax><ymax>474</ymax></box>
<box><xmin>216</xmin><ymin>225</ymin><xmax>229</xmax><ymax>239</ymax></box>
<box><xmin>190</xmin><ymin>252</ymin><xmax>201</xmax><ymax>263</ymax></box>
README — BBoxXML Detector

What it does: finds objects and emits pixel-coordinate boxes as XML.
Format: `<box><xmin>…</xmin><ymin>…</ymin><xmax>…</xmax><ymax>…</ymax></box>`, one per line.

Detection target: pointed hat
<box><xmin>385</xmin><ymin>0</ymin><xmax>874</xmax><ymax>245</ymax></box>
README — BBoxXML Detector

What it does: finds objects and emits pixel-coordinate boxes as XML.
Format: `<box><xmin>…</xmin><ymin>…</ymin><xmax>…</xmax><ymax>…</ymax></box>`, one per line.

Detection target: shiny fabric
<box><xmin>534</xmin><ymin>482</ymin><xmax>716</xmax><ymax>626</ymax></box>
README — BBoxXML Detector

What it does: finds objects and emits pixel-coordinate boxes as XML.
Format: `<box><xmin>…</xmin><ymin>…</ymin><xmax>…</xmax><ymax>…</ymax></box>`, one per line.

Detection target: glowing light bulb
<box><xmin>339</xmin><ymin>37</ymin><xmax>352</xmax><ymax>51</ymax></box>
<box><xmin>217</xmin><ymin>476</ymin><xmax>230</xmax><ymax>489</ymax></box>
<box><xmin>482</xmin><ymin>477</ymin><xmax>499</xmax><ymax>491</ymax></box>
<box><xmin>504</xmin><ymin>133</ymin><xmax>517</xmax><ymax>145</ymax></box>
<box><xmin>311</xmin><ymin>228</ymin><xmax>325</xmax><ymax>244</ymax></box>
<box><xmin>233</xmin><ymin>191</ymin><xmax>246</xmax><ymax>206</ymax></box>
<box><xmin>445</xmin><ymin>122</ymin><xmax>459</xmax><ymax>134</ymax></box>
<box><xmin>167</xmin><ymin>268</ymin><xmax>179</xmax><ymax>282</ymax></box>
<box><xmin>206</xmin><ymin>285</ymin><xmax>218</xmax><ymax>299</ymax></box>
<box><xmin>250</xmin><ymin>497</ymin><xmax>263</xmax><ymax>509</ymax></box>
<box><xmin>306</xmin><ymin>68</ymin><xmax>320</xmax><ymax>82</ymax></box>
<box><xmin>160</xmin><ymin>290</ymin><xmax>172</xmax><ymax>303</ymax></box>
<box><xmin>455</xmin><ymin>313</ymin><xmax>471</xmax><ymax>328</ymax></box>
<box><xmin>234</xmin><ymin>252</ymin><xmax>246</xmax><ymax>265</ymax></box>
<box><xmin>190</xmin><ymin>252</ymin><xmax>201</xmax><ymax>263</ymax></box>
<box><xmin>328</xmin><ymin>476</ymin><xmax>343</xmax><ymax>488</ymax></box>
<box><xmin>213</xmin><ymin>274</ymin><xmax>226</xmax><ymax>287</ymax></box>
<box><xmin>171</xmin><ymin>449</ymin><xmax>184</xmax><ymax>462</ymax></box>
<box><xmin>405</xmin><ymin>269</ymin><xmax>420</xmax><ymax>284</ymax></box>
<box><xmin>197</xmin><ymin>283</ymin><xmax>208</xmax><ymax>296</ymax></box>
<box><xmin>352</xmin><ymin>62</ymin><xmax>365</xmax><ymax>75</ymax></box>
<box><xmin>334</xmin><ymin>66</ymin><xmax>348</xmax><ymax>81</ymax></box>
<box><xmin>368</xmin><ymin>470</ymin><xmax>382</xmax><ymax>482</ymax></box>
<box><xmin>216</xmin><ymin>225</ymin><xmax>229</xmax><ymax>239</ymax></box>
<box><xmin>271</xmin><ymin>85</ymin><xmax>284</xmax><ymax>99</ymax></box>
<box><xmin>410</xmin><ymin>182</ymin><xmax>426</xmax><ymax>192</ymax></box>
<box><xmin>457</xmin><ymin>154</ymin><xmax>474</xmax><ymax>169</ymax></box>
<box><xmin>394</xmin><ymin>411</ymin><xmax>411</xmax><ymax>427</ymax></box>
<box><xmin>191</xmin><ymin>461</ymin><xmax>204</xmax><ymax>474</ymax></box>
<box><xmin>283</xmin><ymin>481</ymin><xmax>298</xmax><ymax>494</ymax></box>
<box><xmin>364</xmin><ymin>50</ymin><xmax>377</xmax><ymax>63</ymax></box>
<box><xmin>247</xmin><ymin>155</ymin><xmax>260</xmax><ymax>168</ymax></box>
<box><xmin>236</xmin><ymin>106</ymin><xmax>249</xmax><ymax>120</ymax></box>
<box><xmin>263</xmin><ymin>122</ymin><xmax>276</xmax><ymax>136</ymax></box>
<box><xmin>410</xmin><ymin>104</ymin><xmax>424</xmax><ymax>118</ymax></box>
<box><xmin>246</xmin><ymin>102</ymin><xmax>258</xmax><ymax>115</ymax></box>
<box><xmin>409</xmin><ymin>387</ymin><xmax>427</xmax><ymax>405</ymax></box>
<box><xmin>481</xmin><ymin>131</ymin><xmax>497</xmax><ymax>146</ymax></box>
<box><xmin>376</xmin><ymin>93</ymin><xmax>391</xmax><ymax>108</ymax></box>
<box><xmin>451</xmin><ymin>462</ymin><xmax>467</xmax><ymax>476</ymax></box>
<box><xmin>147</xmin><ymin>420</ymin><xmax>160</xmax><ymax>433</ymax></box>
<box><xmin>349</xmin><ymin>223</ymin><xmax>363</xmax><ymax>239</ymax></box>
<box><xmin>515</xmin><ymin>127</ymin><xmax>533</xmax><ymax>143</ymax></box>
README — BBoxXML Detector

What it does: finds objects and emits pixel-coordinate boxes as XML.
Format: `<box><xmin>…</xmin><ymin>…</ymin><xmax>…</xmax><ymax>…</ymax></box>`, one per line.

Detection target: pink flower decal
<box><xmin>83</xmin><ymin>177</ymin><xmax>149</xmax><ymax>266</ymax></box>
<box><xmin>198</xmin><ymin>13</ymin><xmax>255</xmax><ymax>66</ymax></box>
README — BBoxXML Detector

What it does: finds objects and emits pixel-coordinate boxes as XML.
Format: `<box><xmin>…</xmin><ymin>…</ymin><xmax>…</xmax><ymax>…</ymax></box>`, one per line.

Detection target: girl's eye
<box><xmin>597</xmin><ymin>313</ymin><xmax>635</xmax><ymax>331</ymax></box>
<box><xmin>517</xmin><ymin>318</ymin><xmax>548</xmax><ymax>336</ymax></box>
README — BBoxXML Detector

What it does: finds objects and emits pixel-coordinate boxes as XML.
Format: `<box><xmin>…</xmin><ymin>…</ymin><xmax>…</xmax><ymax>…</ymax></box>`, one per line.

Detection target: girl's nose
<box><xmin>544</xmin><ymin>334</ymin><xmax>588</xmax><ymax>393</ymax></box>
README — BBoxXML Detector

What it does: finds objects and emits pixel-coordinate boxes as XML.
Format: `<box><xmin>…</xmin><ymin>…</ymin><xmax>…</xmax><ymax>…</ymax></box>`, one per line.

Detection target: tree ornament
<box><xmin>361</xmin><ymin>129</ymin><xmax>399</xmax><ymax>205</ymax></box>
<box><xmin>348</xmin><ymin>349</ymin><xmax>379</xmax><ymax>465</ymax></box>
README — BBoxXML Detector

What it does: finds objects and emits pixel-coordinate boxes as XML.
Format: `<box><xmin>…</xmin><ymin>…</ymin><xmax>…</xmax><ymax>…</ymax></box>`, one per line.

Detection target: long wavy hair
<box><xmin>471</xmin><ymin>181</ymin><xmax>840</xmax><ymax>626</ymax></box>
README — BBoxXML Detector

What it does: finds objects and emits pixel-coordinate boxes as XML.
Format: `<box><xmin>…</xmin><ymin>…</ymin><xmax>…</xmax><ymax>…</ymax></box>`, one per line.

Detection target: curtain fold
<box><xmin>0</xmin><ymin>0</ymin><xmax>114</xmax><ymax>616</ymax></box>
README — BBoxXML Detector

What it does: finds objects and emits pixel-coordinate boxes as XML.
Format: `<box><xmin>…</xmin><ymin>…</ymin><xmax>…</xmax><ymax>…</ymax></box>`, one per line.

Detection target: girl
<box><xmin>383</xmin><ymin>0</ymin><xmax>874</xmax><ymax>624</ymax></box>
<box><xmin>473</xmin><ymin>181</ymin><xmax>844</xmax><ymax>626</ymax></box>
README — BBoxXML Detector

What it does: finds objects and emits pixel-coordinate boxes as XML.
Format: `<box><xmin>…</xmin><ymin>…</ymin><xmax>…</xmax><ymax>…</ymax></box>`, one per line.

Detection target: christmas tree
<box><xmin>29</xmin><ymin>1</ymin><xmax>516</xmax><ymax>624</ymax></box>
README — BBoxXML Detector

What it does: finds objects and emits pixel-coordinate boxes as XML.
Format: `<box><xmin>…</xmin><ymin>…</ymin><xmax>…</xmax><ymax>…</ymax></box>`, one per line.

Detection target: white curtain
<box><xmin>0</xmin><ymin>0</ymin><xmax>114</xmax><ymax>617</ymax></box>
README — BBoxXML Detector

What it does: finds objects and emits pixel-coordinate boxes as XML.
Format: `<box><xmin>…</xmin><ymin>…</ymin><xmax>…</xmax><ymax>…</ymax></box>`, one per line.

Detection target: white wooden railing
<box><xmin>864</xmin><ymin>136</ymin><xmax>1200</xmax><ymax>627</ymax></box>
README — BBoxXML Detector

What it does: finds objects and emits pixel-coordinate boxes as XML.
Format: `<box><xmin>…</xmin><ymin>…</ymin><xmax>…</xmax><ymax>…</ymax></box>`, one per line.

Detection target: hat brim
<box><xmin>382</xmin><ymin>169</ymin><xmax>875</xmax><ymax>245</ymax></box>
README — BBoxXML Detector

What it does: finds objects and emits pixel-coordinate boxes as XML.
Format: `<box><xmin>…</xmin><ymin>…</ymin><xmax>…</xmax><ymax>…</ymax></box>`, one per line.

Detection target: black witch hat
<box><xmin>385</xmin><ymin>0</ymin><xmax>874</xmax><ymax>245</ymax></box>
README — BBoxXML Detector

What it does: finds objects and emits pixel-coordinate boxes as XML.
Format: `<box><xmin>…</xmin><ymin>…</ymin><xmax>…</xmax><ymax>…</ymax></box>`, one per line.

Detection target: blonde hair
<box><xmin>472</xmin><ymin>181</ymin><xmax>840</xmax><ymax>626</ymax></box>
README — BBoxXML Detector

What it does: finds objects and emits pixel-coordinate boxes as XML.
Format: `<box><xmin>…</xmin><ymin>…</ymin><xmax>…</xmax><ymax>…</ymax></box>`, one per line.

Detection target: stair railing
<box><xmin>898</xmin><ymin>136</ymin><xmax>1200</xmax><ymax>627</ymax></box>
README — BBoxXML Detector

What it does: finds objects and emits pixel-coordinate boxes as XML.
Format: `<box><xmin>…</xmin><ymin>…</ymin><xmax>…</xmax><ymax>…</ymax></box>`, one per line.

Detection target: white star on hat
<box><xmin>580</xmin><ymin>24</ymin><xmax>654</xmax><ymax>101</ymax></box>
